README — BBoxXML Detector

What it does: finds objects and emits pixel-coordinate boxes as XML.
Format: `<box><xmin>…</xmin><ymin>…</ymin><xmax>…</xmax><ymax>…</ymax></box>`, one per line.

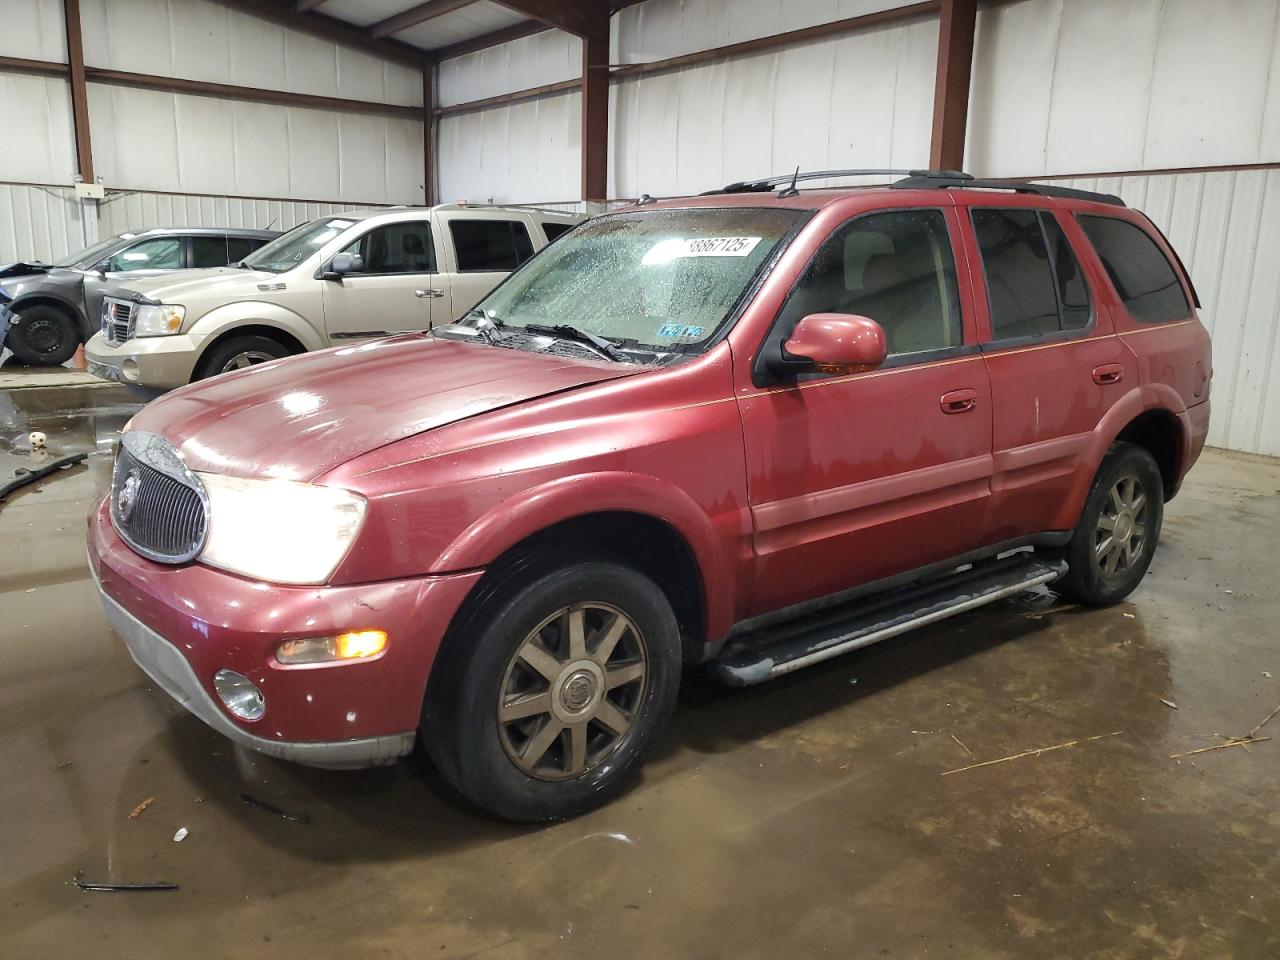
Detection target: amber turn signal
<box><xmin>276</xmin><ymin>630</ymin><xmax>388</xmax><ymax>665</ymax></box>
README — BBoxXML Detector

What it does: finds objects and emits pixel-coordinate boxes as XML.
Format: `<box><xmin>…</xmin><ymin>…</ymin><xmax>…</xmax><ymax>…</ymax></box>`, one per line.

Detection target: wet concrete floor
<box><xmin>2</xmin><ymin>383</ymin><xmax>1278</xmax><ymax>959</ymax></box>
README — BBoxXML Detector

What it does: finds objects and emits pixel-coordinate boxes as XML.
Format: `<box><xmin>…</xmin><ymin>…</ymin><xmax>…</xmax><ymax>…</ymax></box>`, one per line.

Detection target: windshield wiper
<box><xmin>523</xmin><ymin>323</ymin><xmax>632</xmax><ymax>363</ymax></box>
<box><xmin>465</xmin><ymin>308</ymin><xmax>508</xmax><ymax>344</ymax></box>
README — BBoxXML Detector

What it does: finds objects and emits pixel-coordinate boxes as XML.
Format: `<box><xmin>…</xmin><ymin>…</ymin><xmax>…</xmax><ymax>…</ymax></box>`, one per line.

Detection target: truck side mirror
<box><xmin>768</xmin><ymin>313</ymin><xmax>888</xmax><ymax>379</ymax></box>
<box><xmin>324</xmin><ymin>252</ymin><xmax>364</xmax><ymax>279</ymax></box>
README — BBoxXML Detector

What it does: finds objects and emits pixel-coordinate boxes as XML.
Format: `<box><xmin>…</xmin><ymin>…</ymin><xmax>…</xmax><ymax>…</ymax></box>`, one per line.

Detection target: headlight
<box><xmin>133</xmin><ymin>303</ymin><xmax>185</xmax><ymax>336</ymax></box>
<box><xmin>196</xmin><ymin>473</ymin><xmax>367</xmax><ymax>584</ymax></box>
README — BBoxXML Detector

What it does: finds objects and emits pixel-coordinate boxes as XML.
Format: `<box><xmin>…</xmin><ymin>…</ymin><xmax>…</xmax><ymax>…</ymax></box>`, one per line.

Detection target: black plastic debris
<box><xmin>73</xmin><ymin>871</ymin><xmax>178</xmax><ymax>893</ymax></box>
<box><xmin>239</xmin><ymin>792</ymin><xmax>311</xmax><ymax>824</ymax></box>
<box><xmin>0</xmin><ymin>453</ymin><xmax>87</xmax><ymax>505</ymax></box>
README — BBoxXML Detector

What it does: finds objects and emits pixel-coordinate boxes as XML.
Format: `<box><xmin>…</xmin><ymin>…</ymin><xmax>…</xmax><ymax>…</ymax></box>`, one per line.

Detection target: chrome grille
<box><xmin>111</xmin><ymin>432</ymin><xmax>208</xmax><ymax>564</ymax></box>
<box><xmin>102</xmin><ymin>298</ymin><xmax>135</xmax><ymax>344</ymax></box>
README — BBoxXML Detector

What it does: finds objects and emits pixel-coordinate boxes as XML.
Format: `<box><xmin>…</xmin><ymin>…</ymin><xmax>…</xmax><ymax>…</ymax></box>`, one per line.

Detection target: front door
<box><xmin>319</xmin><ymin>219</ymin><xmax>437</xmax><ymax>343</ymax></box>
<box><xmin>736</xmin><ymin>206</ymin><xmax>994</xmax><ymax>616</ymax></box>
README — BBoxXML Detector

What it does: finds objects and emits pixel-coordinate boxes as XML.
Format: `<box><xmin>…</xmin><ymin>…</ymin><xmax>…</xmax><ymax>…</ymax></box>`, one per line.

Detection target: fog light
<box><xmin>276</xmin><ymin>630</ymin><xmax>388</xmax><ymax>666</ymax></box>
<box><xmin>213</xmin><ymin>668</ymin><xmax>265</xmax><ymax>720</ymax></box>
<box><xmin>121</xmin><ymin>358</ymin><xmax>140</xmax><ymax>381</ymax></box>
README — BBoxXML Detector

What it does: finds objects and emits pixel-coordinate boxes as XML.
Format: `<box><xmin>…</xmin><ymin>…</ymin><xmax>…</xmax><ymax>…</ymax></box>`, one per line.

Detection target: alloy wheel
<box><xmin>1094</xmin><ymin>473</ymin><xmax>1148</xmax><ymax>577</ymax></box>
<box><xmin>221</xmin><ymin>350</ymin><xmax>277</xmax><ymax>372</ymax></box>
<box><xmin>497</xmin><ymin>603</ymin><xmax>648</xmax><ymax>781</ymax></box>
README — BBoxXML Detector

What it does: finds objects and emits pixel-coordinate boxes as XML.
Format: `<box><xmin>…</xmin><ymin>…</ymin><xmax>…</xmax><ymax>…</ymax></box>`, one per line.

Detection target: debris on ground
<box><xmin>73</xmin><ymin>871</ymin><xmax>178</xmax><ymax>893</ymax></box>
<box><xmin>951</xmin><ymin>734</ymin><xmax>975</xmax><ymax>760</ymax></box>
<box><xmin>0</xmin><ymin>452</ymin><xmax>88</xmax><ymax>505</ymax></box>
<box><xmin>941</xmin><ymin>731</ymin><xmax>1123</xmax><ymax>777</ymax></box>
<box><xmin>1265</xmin><ymin>672</ymin><xmax>1273</xmax><ymax>680</ymax></box>
<box><xmin>239</xmin><ymin>792</ymin><xmax>311</xmax><ymax>824</ymax></box>
<box><xmin>1160</xmin><ymin>699</ymin><xmax>1178</xmax><ymax>710</ymax></box>
<box><xmin>1123</xmin><ymin>612</ymin><xmax>1136</xmax><ymax>619</ymax></box>
<box><xmin>172</xmin><ymin>827</ymin><xmax>189</xmax><ymax>842</ymax></box>
<box><xmin>53</xmin><ymin>760</ymin><xmax>72</xmax><ymax>771</ymax></box>
<box><xmin>128</xmin><ymin>797</ymin><xmax>156</xmax><ymax>820</ymax></box>
<box><xmin>1171</xmin><ymin>701</ymin><xmax>1280</xmax><ymax>760</ymax></box>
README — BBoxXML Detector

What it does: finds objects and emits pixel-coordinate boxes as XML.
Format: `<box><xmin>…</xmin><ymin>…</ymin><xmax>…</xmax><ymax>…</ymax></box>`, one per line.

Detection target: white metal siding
<box><xmin>1054</xmin><ymin>170</ymin><xmax>1280</xmax><ymax>458</ymax></box>
<box><xmin>98</xmin><ymin>190</ymin><xmax>374</xmax><ymax>237</ymax></box>
<box><xmin>0</xmin><ymin>183</ymin><xmax>84</xmax><ymax>264</ymax></box>
<box><xmin>0</xmin><ymin>0</ymin><xmax>68</xmax><ymax>62</ymax></box>
<box><xmin>438</xmin><ymin>30</ymin><xmax>581</xmax><ymax>106</ymax></box>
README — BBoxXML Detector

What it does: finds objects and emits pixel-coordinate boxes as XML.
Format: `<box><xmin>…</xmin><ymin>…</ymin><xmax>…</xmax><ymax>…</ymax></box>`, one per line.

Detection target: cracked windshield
<box><xmin>472</xmin><ymin>207</ymin><xmax>804</xmax><ymax>352</ymax></box>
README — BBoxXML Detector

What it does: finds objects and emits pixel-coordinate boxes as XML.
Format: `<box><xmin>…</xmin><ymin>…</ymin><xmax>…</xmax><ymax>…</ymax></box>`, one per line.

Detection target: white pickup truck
<box><xmin>85</xmin><ymin>204</ymin><xmax>582</xmax><ymax>389</ymax></box>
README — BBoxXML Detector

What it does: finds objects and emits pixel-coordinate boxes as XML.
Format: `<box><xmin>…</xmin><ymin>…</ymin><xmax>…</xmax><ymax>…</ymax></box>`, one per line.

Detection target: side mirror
<box><xmin>324</xmin><ymin>252</ymin><xmax>363</xmax><ymax>279</ymax></box>
<box><xmin>770</xmin><ymin>313</ymin><xmax>887</xmax><ymax>379</ymax></box>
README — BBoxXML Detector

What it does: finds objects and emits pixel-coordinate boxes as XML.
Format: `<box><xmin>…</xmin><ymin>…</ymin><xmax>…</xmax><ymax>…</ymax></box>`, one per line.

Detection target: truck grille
<box><xmin>111</xmin><ymin>432</ymin><xmax>208</xmax><ymax>564</ymax></box>
<box><xmin>102</xmin><ymin>298</ymin><xmax>135</xmax><ymax>344</ymax></box>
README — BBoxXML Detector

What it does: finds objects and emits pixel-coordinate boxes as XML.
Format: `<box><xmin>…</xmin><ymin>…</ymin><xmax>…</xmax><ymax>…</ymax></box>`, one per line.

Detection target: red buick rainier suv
<box><xmin>89</xmin><ymin>170</ymin><xmax>1211</xmax><ymax>821</ymax></box>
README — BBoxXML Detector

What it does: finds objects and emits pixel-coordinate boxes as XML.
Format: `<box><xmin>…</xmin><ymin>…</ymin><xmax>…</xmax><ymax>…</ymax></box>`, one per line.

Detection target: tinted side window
<box><xmin>108</xmin><ymin>237</ymin><xmax>182</xmax><ymax>272</ymax></box>
<box><xmin>542</xmin><ymin>221</ymin><xmax>574</xmax><ymax>242</ymax></box>
<box><xmin>780</xmin><ymin>209</ymin><xmax>962</xmax><ymax>357</ymax></box>
<box><xmin>1078</xmin><ymin>215</ymin><xmax>1190</xmax><ymax>323</ymax></box>
<box><xmin>226</xmin><ymin>237</ymin><xmax>260</xmax><ymax>262</ymax></box>
<box><xmin>1042</xmin><ymin>216</ymin><xmax>1091</xmax><ymax>330</ymax></box>
<box><xmin>971</xmin><ymin>209</ymin><xmax>1061</xmax><ymax>340</ymax></box>
<box><xmin>340</xmin><ymin>221</ymin><xmax>435</xmax><ymax>275</ymax></box>
<box><xmin>450</xmin><ymin>220</ymin><xmax>535</xmax><ymax>272</ymax></box>
<box><xmin>191</xmin><ymin>236</ymin><xmax>231</xmax><ymax>268</ymax></box>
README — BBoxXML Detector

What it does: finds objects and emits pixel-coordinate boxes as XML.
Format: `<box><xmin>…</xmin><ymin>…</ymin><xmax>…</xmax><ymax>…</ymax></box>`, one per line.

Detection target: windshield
<box><xmin>471</xmin><ymin>207</ymin><xmax>804</xmax><ymax>351</ymax></box>
<box><xmin>55</xmin><ymin>233</ymin><xmax>134</xmax><ymax>269</ymax></box>
<box><xmin>243</xmin><ymin>217</ymin><xmax>359</xmax><ymax>273</ymax></box>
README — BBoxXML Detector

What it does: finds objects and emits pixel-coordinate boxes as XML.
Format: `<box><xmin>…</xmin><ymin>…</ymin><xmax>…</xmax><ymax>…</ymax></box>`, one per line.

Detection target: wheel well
<box><xmin>195</xmin><ymin>324</ymin><xmax>306</xmax><ymax>374</ymax></box>
<box><xmin>13</xmin><ymin>295</ymin><xmax>83</xmax><ymax>328</ymax></box>
<box><xmin>1115</xmin><ymin>410</ymin><xmax>1182</xmax><ymax>500</ymax></box>
<box><xmin>468</xmin><ymin>512</ymin><xmax>707</xmax><ymax>664</ymax></box>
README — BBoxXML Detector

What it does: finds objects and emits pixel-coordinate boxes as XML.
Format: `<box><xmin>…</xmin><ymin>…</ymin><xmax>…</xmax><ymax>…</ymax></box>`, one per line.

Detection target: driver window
<box><xmin>339</xmin><ymin>221</ymin><xmax>435</xmax><ymax>275</ymax></box>
<box><xmin>779</xmin><ymin>209</ymin><xmax>962</xmax><ymax>356</ymax></box>
<box><xmin>107</xmin><ymin>237</ymin><xmax>182</xmax><ymax>273</ymax></box>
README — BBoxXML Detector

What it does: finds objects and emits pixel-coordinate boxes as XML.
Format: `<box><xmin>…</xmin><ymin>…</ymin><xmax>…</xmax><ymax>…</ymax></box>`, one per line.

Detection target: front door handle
<box><xmin>415</xmin><ymin>288</ymin><xmax>445</xmax><ymax>299</ymax></box>
<box><xmin>1093</xmin><ymin>363</ymin><xmax>1123</xmax><ymax>385</ymax></box>
<box><xmin>940</xmin><ymin>388</ymin><xmax>979</xmax><ymax>414</ymax></box>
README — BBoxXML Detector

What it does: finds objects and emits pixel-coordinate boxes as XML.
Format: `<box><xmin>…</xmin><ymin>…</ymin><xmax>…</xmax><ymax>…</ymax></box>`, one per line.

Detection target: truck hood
<box><xmin>114</xmin><ymin>266</ymin><xmax>277</xmax><ymax>303</ymax></box>
<box><xmin>128</xmin><ymin>335</ymin><xmax>638</xmax><ymax>481</ymax></box>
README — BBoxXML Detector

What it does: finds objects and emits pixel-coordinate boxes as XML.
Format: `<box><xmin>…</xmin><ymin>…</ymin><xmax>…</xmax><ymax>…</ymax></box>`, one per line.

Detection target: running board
<box><xmin>709</xmin><ymin>554</ymin><xmax>1067</xmax><ymax>686</ymax></box>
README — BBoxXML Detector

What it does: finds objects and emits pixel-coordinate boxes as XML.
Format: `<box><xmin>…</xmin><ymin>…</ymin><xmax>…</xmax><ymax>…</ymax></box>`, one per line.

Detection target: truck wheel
<box><xmin>195</xmin><ymin>335</ymin><xmax>292</xmax><ymax>380</ymax></box>
<box><xmin>6</xmin><ymin>304</ymin><xmax>80</xmax><ymax>365</ymax></box>
<box><xmin>423</xmin><ymin>560</ymin><xmax>681</xmax><ymax>822</ymax></box>
<box><xmin>1056</xmin><ymin>442</ymin><xmax>1164</xmax><ymax>606</ymax></box>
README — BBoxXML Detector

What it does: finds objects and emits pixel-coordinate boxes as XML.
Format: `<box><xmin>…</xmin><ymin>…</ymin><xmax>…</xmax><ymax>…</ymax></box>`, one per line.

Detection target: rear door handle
<box><xmin>940</xmin><ymin>388</ymin><xmax>979</xmax><ymax>414</ymax></box>
<box><xmin>415</xmin><ymin>288</ymin><xmax>445</xmax><ymax>299</ymax></box>
<box><xmin>1093</xmin><ymin>363</ymin><xmax>1123</xmax><ymax>385</ymax></box>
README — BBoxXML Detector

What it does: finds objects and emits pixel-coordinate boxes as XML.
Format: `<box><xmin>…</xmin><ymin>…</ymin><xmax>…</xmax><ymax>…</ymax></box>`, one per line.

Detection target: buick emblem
<box><xmin>117</xmin><ymin>472</ymin><xmax>140</xmax><ymax>524</ymax></box>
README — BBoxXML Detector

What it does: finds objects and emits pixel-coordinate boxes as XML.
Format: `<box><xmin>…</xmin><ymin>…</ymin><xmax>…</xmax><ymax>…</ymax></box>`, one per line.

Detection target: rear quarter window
<box><xmin>542</xmin><ymin>222</ymin><xmax>575</xmax><ymax>242</ymax></box>
<box><xmin>1077</xmin><ymin>215</ymin><xmax>1191</xmax><ymax>324</ymax></box>
<box><xmin>450</xmin><ymin>219</ymin><xmax>535</xmax><ymax>272</ymax></box>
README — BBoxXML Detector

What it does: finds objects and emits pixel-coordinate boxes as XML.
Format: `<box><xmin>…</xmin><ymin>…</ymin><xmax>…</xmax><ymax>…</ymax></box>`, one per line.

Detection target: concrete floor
<box><xmin>2</xmin><ymin>382</ymin><xmax>1278</xmax><ymax>959</ymax></box>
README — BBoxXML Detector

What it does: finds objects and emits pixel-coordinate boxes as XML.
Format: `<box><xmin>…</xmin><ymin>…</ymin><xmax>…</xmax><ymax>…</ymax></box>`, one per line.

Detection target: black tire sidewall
<box><xmin>7</xmin><ymin>305</ymin><xmax>80</xmax><ymax>365</ymax></box>
<box><xmin>425</xmin><ymin>561</ymin><xmax>681</xmax><ymax>822</ymax></box>
<box><xmin>196</xmin><ymin>334</ymin><xmax>290</xmax><ymax>380</ymax></box>
<box><xmin>1063</xmin><ymin>443</ymin><xmax>1164</xmax><ymax>606</ymax></box>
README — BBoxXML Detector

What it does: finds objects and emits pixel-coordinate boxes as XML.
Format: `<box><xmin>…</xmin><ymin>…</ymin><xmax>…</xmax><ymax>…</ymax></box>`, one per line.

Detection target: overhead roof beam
<box><xmin>369</xmin><ymin>0</ymin><xmax>478</xmax><ymax>40</ymax></box>
<box><xmin>293</xmin><ymin>0</ymin><xmax>326</xmax><ymax>11</ymax></box>
<box><xmin>432</xmin><ymin>19</ymin><xmax>551</xmax><ymax>61</ymax></box>
<box><xmin>209</xmin><ymin>0</ymin><xmax>431</xmax><ymax>69</ymax></box>
<box><xmin>490</xmin><ymin>0</ymin><xmax>592</xmax><ymax>36</ymax></box>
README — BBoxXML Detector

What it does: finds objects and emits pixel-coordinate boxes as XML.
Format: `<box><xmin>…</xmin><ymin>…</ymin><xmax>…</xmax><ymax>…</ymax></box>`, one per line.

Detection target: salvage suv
<box><xmin>85</xmin><ymin>204</ymin><xmax>581</xmax><ymax>389</ymax></box>
<box><xmin>88</xmin><ymin>170</ymin><xmax>1211</xmax><ymax>822</ymax></box>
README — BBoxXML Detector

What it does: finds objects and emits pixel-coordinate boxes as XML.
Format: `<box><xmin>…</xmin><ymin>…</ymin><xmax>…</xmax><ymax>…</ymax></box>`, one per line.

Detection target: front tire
<box><xmin>423</xmin><ymin>560</ymin><xmax>681</xmax><ymax>822</ymax></box>
<box><xmin>1057</xmin><ymin>442</ymin><xmax>1164</xmax><ymax>606</ymax></box>
<box><xmin>194</xmin><ymin>334</ymin><xmax>292</xmax><ymax>380</ymax></box>
<box><xmin>6</xmin><ymin>304</ymin><xmax>80</xmax><ymax>365</ymax></box>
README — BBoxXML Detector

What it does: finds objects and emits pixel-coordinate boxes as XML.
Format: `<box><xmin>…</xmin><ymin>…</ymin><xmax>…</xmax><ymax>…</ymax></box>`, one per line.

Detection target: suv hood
<box><xmin>115</xmin><ymin>266</ymin><xmax>276</xmax><ymax>302</ymax></box>
<box><xmin>128</xmin><ymin>335</ymin><xmax>638</xmax><ymax>481</ymax></box>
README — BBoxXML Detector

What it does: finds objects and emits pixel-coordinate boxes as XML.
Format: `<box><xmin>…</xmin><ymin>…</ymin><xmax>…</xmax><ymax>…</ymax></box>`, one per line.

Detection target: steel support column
<box><xmin>423</xmin><ymin>68</ymin><xmax>435</xmax><ymax>205</ymax></box>
<box><xmin>62</xmin><ymin>0</ymin><xmax>94</xmax><ymax>184</ymax></box>
<box><xmin>580</xmin><ymin>12</ymin><xmax>609</xmax><ymax>204</ymax></box>
<box><xmin>929</xmin><ymin>0</ymin><xmax>977</xmax><ymax>171</ymax></box>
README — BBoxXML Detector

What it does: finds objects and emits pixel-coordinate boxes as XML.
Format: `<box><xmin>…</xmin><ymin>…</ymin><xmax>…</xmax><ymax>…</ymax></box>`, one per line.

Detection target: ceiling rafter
<box><xmin>431</xmin><ymin>19</ymin><xmax>550</xmax><ymax>61</ymax></box>
<box><xmin>293</xmin><ymin>0</ymin><xmax>327</xmax><ymax>11</ymax></box>
<box><xmin>369</xmin><ymin>0</ymin><xmax>477</xmax><ymax>39</ymax></box>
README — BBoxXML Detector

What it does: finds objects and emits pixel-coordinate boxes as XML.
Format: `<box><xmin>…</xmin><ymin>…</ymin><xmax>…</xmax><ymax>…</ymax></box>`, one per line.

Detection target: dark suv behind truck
<box><xmin>88</xmin><ymin>169</ymin><xmax>1210</xmax><ymax>822</ymax></box>
<box><xmin>0</xmin><ymin>227</ymin><xmax>277</xmax><ymax>365</ymax></box>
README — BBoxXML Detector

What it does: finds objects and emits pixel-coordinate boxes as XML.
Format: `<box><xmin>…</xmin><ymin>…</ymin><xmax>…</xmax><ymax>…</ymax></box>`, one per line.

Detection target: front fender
<box><xmin>188</xmin><ymin>301</ymin><xmax>326</xmax><ymax>351</ymax></box>
<box><xmin>432</xmin><ymin>471</ymin><xmax>736</xmax><ymax>643</ymax></box>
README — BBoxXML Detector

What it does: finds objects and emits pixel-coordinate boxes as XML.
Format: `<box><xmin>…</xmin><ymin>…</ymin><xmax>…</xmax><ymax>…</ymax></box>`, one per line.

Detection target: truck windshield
<box><xmin>473</xmin><ymin>207</ymin><xmax>804</xmax><ymax>351</ymax></box>
<box><xmin>55</xmin><ymin>233</ymin><xmax>134</xmax><ymax>269</ymax></box>
<box><xmin>243</xmin><ymin>217</ymin><xmax>359</xmax><ymax>273</ymax></box>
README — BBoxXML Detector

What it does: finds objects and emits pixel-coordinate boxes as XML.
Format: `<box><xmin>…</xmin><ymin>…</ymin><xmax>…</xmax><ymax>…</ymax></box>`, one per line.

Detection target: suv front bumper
<box><xmin>85</xmin><ymin>331</ymin><xmax>202</xmax><ymax>390</ymax></box>
<box><xmin>89</xmin><ymin>498</ymin><xmax>483</xmax><ymax>769</ymax></box>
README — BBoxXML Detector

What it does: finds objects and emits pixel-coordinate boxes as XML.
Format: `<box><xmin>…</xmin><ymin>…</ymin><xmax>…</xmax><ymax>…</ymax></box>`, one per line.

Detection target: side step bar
<box><xmin>709</xmin><ymin>554</ymin><xmax>1067</xmax><ymax>686</ymax></box>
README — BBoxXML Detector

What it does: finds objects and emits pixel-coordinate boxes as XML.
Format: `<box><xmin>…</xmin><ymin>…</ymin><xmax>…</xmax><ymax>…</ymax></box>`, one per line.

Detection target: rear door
<box><xmin>318</xmin><ymin>219</ymin><xmax>436</xmax><ymax>343</ymax></box>
<box><xmin>736</xmin><ymin>204</ymin><xmax>994</xmax><ymax>615</ymax></box>
<box><xmin>959</xmin><ymin>197</ymin><xmax>1133</xmax><ymax>542</ymax></box>
<box><xmin>436</xmin><ymin>213</ymin><xmax>536</xmax><ymax>322</ymax></box>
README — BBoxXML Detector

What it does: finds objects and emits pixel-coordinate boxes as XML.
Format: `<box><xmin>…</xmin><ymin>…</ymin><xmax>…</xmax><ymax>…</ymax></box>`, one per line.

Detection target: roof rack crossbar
<box><xmin>703</xmin><ymin>168</ymin><xmax>972</xmax><ymax>195</ymax></box>
<box><xmin>890</xmin><ymin>175</ymin><xmax>1125</xmax><ymax>207</ymax></box>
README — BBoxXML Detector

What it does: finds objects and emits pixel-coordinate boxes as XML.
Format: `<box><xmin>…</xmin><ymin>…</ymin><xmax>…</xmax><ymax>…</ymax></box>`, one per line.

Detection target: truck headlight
<box><xmin>133</xmin><ymin>304</ymin><xmax>185</xmax><ymax>336</ymax></box>
<box><xmin>195</xmin><ymin>473</ymin><xmax>367</xmax><ymax>584</ymax></box>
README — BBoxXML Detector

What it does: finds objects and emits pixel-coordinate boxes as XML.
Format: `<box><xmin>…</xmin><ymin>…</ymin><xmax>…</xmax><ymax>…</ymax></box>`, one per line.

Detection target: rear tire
<box><xmin>6</xmin><ymin>304</ymin><xmax>80</xmax><ymax>366</ymax></box>
<box><xmin>194</xmin><ymin>334</ymin><xmax>292</xmax><ymax>380</ymax></box>
<box><xmin>423</xmin><ymin>559</ymin><xmax>681</xmax><ymax>822</ymax></box>
<box><xmin>1056</xmin><ymin>442</ymin><xmax>1163</xmax><ymax>606</ymax></box>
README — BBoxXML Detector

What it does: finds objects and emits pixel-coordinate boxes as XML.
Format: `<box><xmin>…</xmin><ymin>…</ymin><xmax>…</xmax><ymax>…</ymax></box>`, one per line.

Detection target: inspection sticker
<box><xmin>643</xmin><ymin>236</ymin><xmax>762</xmax><ymax>265</ymax></box>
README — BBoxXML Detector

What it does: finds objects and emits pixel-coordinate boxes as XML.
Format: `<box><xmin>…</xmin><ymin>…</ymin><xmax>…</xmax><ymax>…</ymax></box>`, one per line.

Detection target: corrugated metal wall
<box><xmin>99</xmin><ymin>191</ymin><xmax>375</xmax><ymax>236</ymax></box>
<box><xmin>0</xmin><ymin>183</ymin><xmax>84</xmax><ymax>264</ymax></box>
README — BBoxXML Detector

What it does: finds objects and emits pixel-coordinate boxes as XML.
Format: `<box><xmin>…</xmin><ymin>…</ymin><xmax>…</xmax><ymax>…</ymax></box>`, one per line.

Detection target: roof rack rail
<box><xmin>890</xmin><ymin>174</ymin><xmax>1125</xmax><ymax>207</ymax></box>
<box><xmin>702</xmin><ymin>168</ymin><xmax>972</xmax><ymax>195</ymax></box>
